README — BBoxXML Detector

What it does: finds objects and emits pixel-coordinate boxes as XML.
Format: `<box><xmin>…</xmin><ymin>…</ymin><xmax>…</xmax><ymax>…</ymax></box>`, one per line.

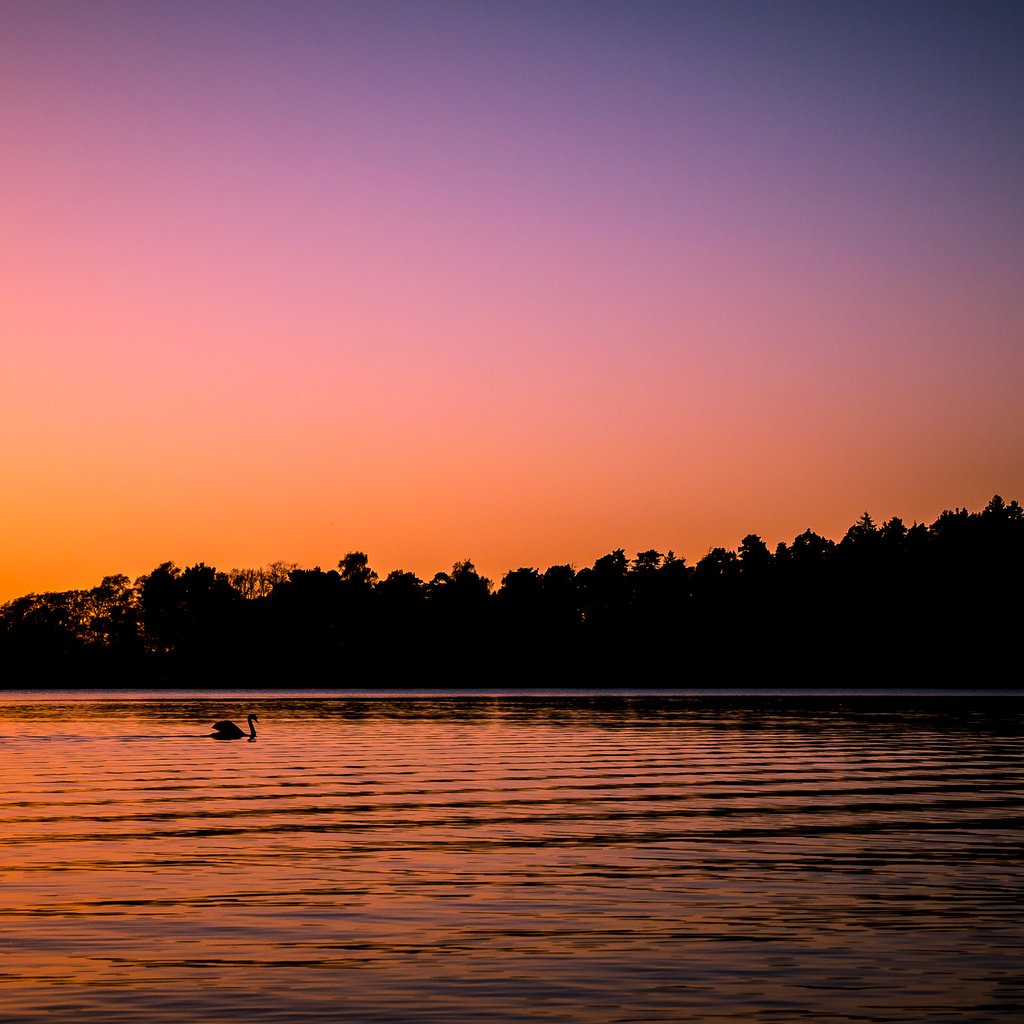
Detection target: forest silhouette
<box><xmin>2</xmin><ymin>495</ymin><xmax>1020</xmax><ymax>687</ymax></box>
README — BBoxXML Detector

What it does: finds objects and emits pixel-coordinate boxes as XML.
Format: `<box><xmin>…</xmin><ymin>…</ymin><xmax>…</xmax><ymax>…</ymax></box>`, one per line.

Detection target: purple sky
<box><xmin>2</xmin><ymin>0</ymin><xmax>1022</xmax><ymax>597</ymax></box>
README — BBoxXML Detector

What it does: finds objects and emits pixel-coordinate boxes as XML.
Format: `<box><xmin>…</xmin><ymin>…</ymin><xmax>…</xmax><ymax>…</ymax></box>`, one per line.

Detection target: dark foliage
<box><xmin>2</xmin><ymin>496</ymin><xmax>1020</xmax><ymax>687</ymax></box>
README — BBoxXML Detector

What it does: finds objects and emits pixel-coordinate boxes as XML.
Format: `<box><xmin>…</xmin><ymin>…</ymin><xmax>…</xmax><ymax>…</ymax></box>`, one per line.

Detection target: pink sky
<box><xmin>2</xmin><ymin>1</ymin><xmax>1022</xmax><ymax>599</ymax></box>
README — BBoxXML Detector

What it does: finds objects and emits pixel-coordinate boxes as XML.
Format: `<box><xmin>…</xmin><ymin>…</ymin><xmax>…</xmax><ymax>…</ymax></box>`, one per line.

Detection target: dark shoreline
<box><xmin>4</xmin><ymin>494</ymin><xmax>1020</xmax><ymax>689</ymax></box>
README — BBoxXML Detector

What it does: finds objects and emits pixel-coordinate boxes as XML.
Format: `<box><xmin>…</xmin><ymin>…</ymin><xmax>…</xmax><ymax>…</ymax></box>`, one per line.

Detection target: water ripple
<box><xmin>0</xmin><ymin>692</ymin><xmax>1021</xmax><ymax>1023</ymax></box>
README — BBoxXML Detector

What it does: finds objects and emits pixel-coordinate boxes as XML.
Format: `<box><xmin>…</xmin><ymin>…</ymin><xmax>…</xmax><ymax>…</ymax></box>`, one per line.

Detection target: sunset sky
<box><xmin>2</xmin><ymin>0</ymin><xmax>1022</xmax><ymax>600</ymax></box>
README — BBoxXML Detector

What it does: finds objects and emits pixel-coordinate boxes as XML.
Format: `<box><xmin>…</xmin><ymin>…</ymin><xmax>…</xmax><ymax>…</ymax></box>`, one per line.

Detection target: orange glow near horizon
<box><xmin>2</xmin><ymin>3</ymin><xmax>1022</xmax><ymax>602</ymax></box>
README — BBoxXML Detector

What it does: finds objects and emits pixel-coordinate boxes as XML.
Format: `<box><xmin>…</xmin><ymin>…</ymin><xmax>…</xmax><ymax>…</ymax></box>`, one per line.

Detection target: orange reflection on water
<box><xmin>1</xmin><ymin>692</ymin><xmax>1022</xmax><ymax>1022</ymax></box>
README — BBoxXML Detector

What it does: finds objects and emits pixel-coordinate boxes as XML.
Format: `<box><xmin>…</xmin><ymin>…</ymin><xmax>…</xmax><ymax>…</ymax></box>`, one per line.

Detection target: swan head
<box><xmin>248</xmin><ymin>714</ymin><xmax>259</xmax><ymax>723</ymax></box>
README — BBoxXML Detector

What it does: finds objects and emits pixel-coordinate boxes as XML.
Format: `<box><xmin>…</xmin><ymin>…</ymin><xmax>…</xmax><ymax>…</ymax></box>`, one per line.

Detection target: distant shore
<box><xmin>3</xmin><ymin>495</ymin><xmax>1020</xmax><ymax>688</ymax></box>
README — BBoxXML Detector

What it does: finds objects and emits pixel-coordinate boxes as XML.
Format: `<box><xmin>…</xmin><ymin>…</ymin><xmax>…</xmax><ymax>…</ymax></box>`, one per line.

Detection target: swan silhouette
<box><xmin>211</xmin><ymin>714</ymin><xmax>258</xmax><ymax>741</ymax></box>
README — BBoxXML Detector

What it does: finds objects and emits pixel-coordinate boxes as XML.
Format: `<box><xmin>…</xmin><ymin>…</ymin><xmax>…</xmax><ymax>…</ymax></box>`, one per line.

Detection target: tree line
<box><xmin>2</xmin><ymin>495</ymin><xmax>1020</xmax><ymax>686</ymax></box>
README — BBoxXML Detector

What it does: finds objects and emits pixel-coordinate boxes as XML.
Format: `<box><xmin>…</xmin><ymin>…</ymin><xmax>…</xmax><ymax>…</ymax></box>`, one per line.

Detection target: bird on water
<box><xmin>210</xmin><ymin>714</ymin><xmax>259</xmax><ymax>741</ymax></box>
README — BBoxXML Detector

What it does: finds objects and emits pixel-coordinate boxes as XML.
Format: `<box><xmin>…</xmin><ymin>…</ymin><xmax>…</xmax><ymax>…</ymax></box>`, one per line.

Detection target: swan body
<box><xmin>211</xmin><ymin>713</ymin><xmax>258</xmax><ymax>740</ymax></box>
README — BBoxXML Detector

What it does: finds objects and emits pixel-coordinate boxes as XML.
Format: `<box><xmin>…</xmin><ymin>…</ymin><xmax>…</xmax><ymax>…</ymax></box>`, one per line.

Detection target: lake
<box><xmin>0</xmin><ymin>689</ymin><xmax>1021</xmax><ymax>1022</ymax></box>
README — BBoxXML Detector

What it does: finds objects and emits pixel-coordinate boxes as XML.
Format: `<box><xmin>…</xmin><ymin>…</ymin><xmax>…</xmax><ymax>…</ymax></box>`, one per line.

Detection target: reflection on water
<box><xmin>0</xmin><ymin>691</ymin><xmax>1021</xmax><ymax>1022</ymax></box>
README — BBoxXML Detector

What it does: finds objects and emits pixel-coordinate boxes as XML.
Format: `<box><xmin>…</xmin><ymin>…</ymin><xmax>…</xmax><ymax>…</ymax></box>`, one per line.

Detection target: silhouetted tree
<box><xmin>136</xmin><ymin>562</ymin><xmax>185</xmax><ymax>657</ymax></box>
<box><xmin>542</xmin><ymin>564</ymin><xmax>581</xmax><ymax>626</ymax></box>
<box><xmin>3</xmin><ymin>493</ymin><xmax>1020</xmax><ymax>687</ymax></box>
<box><xmin>228</xmin><ymin>561</ymin><xmax>297</xmax><ymax>600</ymax></box>
<box><xmin>373</xmin><ymin>570</ymin><xmax>425</xmax><ymax>657</ymax></box>
<box><xmin>693</xmin><ymin>547</ymin><xmax>739</xmax><ymax>595</ymax></box>
<box><xmin>428</xmin><ymin>561</ymin><xmax>491</xmax><ymax>617</ymax></box>
<box><xmin>423</xmin><ymin>561</ymin><xmax>493</xmax><ymax>672</ymax></box>
<box><xmin>579</xmin><ymin>550</ymin><xmax>629</xmax><ymax>631</ymax></box>
<box><xmin>738</xmin><ymin>534</ymin><xmax>772</xmax><ymax>576</ymax></box>
<box><xmin>82</xmin><ymin>574</ymin><xmax>141</xmax><ymax>656</ymax></box>
<box><xmin>338</xmin><ymin>551</ymin><xmax>378</xmax><ymax>587</ymax></box>
<box><xmin>263</xmin><ymin>566</ymin><xmax>346</xmax><ymax>676</ymax></box>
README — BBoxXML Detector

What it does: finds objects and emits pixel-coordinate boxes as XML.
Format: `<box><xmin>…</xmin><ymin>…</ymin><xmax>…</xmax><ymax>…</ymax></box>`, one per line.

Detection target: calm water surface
<box><xmin>0</xmin><ymin>690</ymin><xmax>1021</xmax><ymax>1022</ymax></box>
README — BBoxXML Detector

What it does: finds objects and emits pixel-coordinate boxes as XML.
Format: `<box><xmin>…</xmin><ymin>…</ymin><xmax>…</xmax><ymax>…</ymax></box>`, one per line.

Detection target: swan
<box><xmin>211</xmin><ymin>714</ymin><xmax>258</xmax><ymax>741</ymax></box>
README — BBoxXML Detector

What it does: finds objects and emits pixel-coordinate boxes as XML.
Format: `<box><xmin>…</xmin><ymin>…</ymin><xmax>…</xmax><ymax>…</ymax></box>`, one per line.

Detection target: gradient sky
<box><xmin>2</xmin><ymin>0</ymin><xmax>1022</xmax><ymax>599</ymax></box>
